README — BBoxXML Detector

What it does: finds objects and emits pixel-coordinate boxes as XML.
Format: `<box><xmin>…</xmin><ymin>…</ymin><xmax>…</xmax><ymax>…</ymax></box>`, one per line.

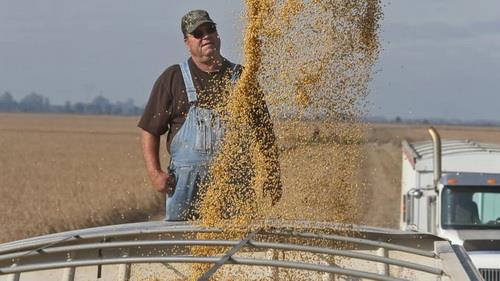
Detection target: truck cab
<box><xmin>401</xmin><ymin>133</ymin><xmax>500</xmax><ymax>279</ymax></box>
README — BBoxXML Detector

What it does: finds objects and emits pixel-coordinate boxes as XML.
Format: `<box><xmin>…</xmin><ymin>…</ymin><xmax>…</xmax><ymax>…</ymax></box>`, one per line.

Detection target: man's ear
<box><xmin>184</xmin><ymin>36</ymin><xmax>189</xmax><ymax>48</ymax></box>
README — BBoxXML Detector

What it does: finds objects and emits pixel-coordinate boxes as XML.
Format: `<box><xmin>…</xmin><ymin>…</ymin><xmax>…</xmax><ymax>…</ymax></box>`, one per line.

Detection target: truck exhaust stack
<box><xmin>428</xmin><ymin>127</ymin><xmax>442</xmax><ymax>190</ymax></box>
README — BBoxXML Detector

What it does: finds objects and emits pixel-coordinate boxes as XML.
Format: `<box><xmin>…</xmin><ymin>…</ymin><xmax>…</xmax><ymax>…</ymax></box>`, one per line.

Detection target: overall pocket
<box><xmin>195</xmin><ymin>111</ymin><xmax>217</xmax><ymax>154</ymax></box>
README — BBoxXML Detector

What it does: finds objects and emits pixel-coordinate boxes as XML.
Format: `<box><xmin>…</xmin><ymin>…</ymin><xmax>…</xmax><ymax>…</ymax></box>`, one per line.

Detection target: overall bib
<box><xmin>166</xmin><ymin>61</ymin><xmax>238</xmax><ymax>221</ymax></box>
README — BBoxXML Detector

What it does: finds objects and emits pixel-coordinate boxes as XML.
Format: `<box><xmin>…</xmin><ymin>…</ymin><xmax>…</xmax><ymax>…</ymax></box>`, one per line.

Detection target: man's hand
<box><xmin>151</xmin><ymin>171</ymin><xmax>176</xmax><ymax>194</ymax></box>
<box><xmin>263</xmin><ymin>174</ymin><xmax>282</xmax><ymax>206</ymax></box>
<box><xmin>140</xmin><ymin>129</ymin><xmax>176</xmax><ymax>194</ymax></box>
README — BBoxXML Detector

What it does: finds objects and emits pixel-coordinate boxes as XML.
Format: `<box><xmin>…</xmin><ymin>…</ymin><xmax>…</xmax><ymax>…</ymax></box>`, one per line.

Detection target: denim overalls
<box><xmin>166</xmin><ymin>60</ymin><xmax>239</xmax><ymax>220</ymax></box>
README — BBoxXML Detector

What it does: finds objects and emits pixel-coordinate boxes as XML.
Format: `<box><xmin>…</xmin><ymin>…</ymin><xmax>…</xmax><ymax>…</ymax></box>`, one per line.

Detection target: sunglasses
<box><xmin>190</xmin><ymin>24</ymin><xmax>217</xmax><ymax>39</ymax></box>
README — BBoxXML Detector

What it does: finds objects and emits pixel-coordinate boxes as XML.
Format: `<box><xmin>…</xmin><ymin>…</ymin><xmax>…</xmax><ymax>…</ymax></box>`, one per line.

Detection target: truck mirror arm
<box><xmin>407</xmin><ymin>187</ymin><xmax>437</xmax><ymax>199</ymax></box>
<box><xmin>408</xmin><ymin>188</ymin><xmax>423</xmax><ymax>199</ymax></box>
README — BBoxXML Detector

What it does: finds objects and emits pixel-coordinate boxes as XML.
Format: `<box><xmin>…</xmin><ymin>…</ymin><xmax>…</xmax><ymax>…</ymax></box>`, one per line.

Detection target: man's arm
<box><xmin>259</xmin><ymin>137</ymin><xmax>283</xmax><ymax>205</ymax></box>
<box><xmin>138</xmin><ymin>67</ymin><xmax>177</xmax><ymax>194</ymax></box>
<box><xmin>140</xmin><ymin>129</ymin><xmax>175</xmax><ymax>193</ymax></box>
<box><xmin>251</xmin><ymin>94</ymin><xmax>283</xmax><ymax>205</ymax></box>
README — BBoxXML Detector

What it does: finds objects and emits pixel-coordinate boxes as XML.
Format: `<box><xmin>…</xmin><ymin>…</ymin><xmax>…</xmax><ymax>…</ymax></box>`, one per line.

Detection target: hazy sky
<box><xmin>1</xmin><ymin>1</ymin><xmax>499</xmax><ymax>121</ymax></box>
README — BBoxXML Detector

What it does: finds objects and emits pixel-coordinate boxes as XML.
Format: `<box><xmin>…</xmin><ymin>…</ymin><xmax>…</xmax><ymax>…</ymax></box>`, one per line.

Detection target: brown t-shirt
<box><xmin>139</xmin><ymin>57</ymin><xmax>282</xmax><ymax>202</ymax></box>
<box><xmin>138</xmin><ymin>58</ymin><xmax>242</xmax><ymax>152</ymax></box>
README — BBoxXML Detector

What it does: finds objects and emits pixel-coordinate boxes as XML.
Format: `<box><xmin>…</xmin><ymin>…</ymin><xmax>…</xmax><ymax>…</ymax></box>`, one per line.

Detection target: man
<box><xmin>138</xmin><ymin>10</ymin><xmax>281</xmax><ymax>221</ymax></box>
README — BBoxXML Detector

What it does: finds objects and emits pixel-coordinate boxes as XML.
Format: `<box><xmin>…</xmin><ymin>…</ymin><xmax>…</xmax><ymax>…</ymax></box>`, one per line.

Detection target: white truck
<box><xmin>401</xmin><ymin>127</ymin><xmax>500</xmax><ymax>280</ymax></box>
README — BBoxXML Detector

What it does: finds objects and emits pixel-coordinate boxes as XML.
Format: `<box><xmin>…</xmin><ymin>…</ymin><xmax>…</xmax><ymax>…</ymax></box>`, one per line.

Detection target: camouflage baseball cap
<box><xmin>181</xmin><ymin>10</ymin><xmax>216</xmax><ymax>36</ymax></box>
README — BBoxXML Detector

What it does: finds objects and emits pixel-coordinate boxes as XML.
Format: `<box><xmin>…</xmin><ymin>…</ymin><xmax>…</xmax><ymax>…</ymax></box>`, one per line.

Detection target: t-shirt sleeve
<box><xmin>137</xmin><ymin>68</ymin><xmax>174</xmax><ymax>136</ymax></box>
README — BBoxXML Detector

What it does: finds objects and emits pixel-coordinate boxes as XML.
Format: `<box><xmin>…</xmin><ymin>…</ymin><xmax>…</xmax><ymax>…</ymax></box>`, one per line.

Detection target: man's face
<box><xmin>184</xmin><ymin>23</ymin><xmax>221</xmax><ymax>60</ymax></box>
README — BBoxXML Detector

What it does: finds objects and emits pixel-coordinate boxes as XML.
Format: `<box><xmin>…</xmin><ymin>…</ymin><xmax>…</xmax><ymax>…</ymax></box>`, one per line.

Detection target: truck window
<box><xmin>442</xmin><ymin>186</ymin><xmax>500</xmax><ymax>229</ymax></box>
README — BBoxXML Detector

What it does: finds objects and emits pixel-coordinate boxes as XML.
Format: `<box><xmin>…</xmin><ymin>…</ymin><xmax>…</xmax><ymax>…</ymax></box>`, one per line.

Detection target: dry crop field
<box><xmin>2</xmin><ymin>113</ymin><xmax>500</xmax><ymax>243</ymax></box>
<box><xmin>0</xmin><ymin>113</ymin><xmax>165</xmax><ymax>243</ymax></box>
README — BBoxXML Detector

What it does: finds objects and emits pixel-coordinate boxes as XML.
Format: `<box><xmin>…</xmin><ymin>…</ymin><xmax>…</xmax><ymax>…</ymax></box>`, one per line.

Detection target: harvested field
<box><xmin>0</xmin><ymin>113</ymin><xmax>166</xmax><ymax>243</ymax></box>
<box><xmin>2</xmin><ymin>113</ymin><xmax>500</xmax><ymax>243</ymax></box>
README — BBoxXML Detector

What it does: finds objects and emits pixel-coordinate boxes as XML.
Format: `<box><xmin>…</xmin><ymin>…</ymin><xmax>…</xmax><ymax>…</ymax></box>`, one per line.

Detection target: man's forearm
<box><xmin>262</xmin><ymin>142</ymin><xmax>283</xmax><ymax>204</ymax></box>
<box><xmin>141</xmin><ymin>129</ymin><xmax>163</xmax><ymax>178</ymax></box>
<box><xmin>250</xmin><ymin>96</ymin><xmax>283</xmax><ymax>203</ymax></box>
<box><xmin>141</xmin><ymin>129</ymin><xmax>175</xmax><ymax>193</ymax></box>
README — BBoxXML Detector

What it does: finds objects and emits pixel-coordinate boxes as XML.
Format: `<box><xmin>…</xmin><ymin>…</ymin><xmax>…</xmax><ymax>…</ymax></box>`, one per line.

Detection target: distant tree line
<box><xmin>0</xmin><ymin>91</ymin><xmax>143</xmax><ymax>115</ymax></box>
<box><xmin>365</xmin><ymin>115</ymin><xmax>500</xmax><ymax>126</ymax></box>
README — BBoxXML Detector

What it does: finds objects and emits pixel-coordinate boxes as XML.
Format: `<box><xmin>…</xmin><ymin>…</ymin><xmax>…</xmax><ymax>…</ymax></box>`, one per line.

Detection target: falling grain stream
<box><xmin>183</xmin><ymin>0</ymin><xmax>383</xmax><ymax>280</ymax></box>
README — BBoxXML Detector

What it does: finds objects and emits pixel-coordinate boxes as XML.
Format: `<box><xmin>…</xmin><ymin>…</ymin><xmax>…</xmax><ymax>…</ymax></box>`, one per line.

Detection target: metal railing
<box><xmin>0</xmin><ymin>220</ymin><xmax>483</xmax><ymax>281</ymax></box>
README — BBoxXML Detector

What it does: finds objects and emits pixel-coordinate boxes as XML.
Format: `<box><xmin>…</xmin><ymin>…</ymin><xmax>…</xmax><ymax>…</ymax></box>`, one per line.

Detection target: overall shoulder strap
<box><xmin>229</xmin><ymin>62</ymin><xmax>240</xmax><ymax>83</ymax></box>
<box><xmin>180</xmin><ymin>61</ymin><xmax>197</xmax><ymax>103</ymax></box>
